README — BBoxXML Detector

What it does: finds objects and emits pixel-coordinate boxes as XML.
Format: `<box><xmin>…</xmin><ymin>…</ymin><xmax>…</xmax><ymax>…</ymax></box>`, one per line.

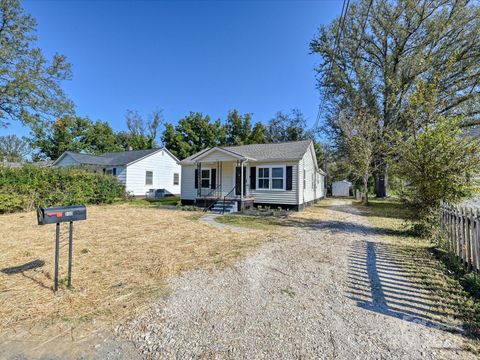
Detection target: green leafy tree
<box><xmin>337</xmin><ymin>109</ymin><xmax>378</xmax><ymax>204</ymax></box>
<box><xmin>82</xmin><ymin>120</ymin><xmax>123</xmax><ymax>154</ymax></box>
<box><xmin>390</xmin><ymin>80</ymin><xmax>480</xmax><ymax>236</ymax></box>
<box><xmin>117</xmin><ymin>109</ymin><xmax>163</xmax><ymax>150</ymax></box>
<box><xmin>224</xmin><ymin>110</ymin><xmax>252</xmax><ymax>146</ymax></box>
<box><xmin>266</xmin><ymin>109</ymin><xmax>311</xmax><ymax>142</ymax></box>
<box><xmin>161</xmin><ymin>112</ymin><xmax>226</xmax><ymax>159</ymax></box>
<box><xmin>0</xmin><ymin>134</ymin><xmax>30</xmax><ymax>161</ymax></box>
<box><xmin>311</xmin><ymin>0</ymin><xmax>480</xmax><ymax>197</ymax></box>
<box><xmin>249</xmin><ymin>122</ymin><xmax>267</xmax><ymax>144</ymax></box>
<box><xmin>0</xmin><ymin>0</ymin><xmax>73</xmax><ymax>127</ymax></box>
<box><xmin>30</xmin><ymin>116</ymin><xmax>91</xmax><ymax>159</ymax></box>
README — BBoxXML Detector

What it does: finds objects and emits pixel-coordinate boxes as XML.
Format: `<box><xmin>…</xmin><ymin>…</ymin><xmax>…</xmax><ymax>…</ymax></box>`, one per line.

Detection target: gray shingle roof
<box><xmin>182</xmin><ymin>140</ymin><xmax>313</xmax><ymax>163</ymax></box>
<box><xmin>61</xmin><ymin>149</ymin><xmax>162</xmax><ymax>166</ymax></box>
<box><xmin>469</xmin><ymin>126</ymin><xmax>480</xmax><ymax>139</ymax></box>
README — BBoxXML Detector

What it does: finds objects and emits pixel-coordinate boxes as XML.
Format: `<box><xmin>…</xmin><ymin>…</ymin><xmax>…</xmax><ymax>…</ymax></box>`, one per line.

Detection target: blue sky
<box><xmin>1</xmin><ymin>0</ymin><xmax>340</xmax><ymax>139</ymax></box>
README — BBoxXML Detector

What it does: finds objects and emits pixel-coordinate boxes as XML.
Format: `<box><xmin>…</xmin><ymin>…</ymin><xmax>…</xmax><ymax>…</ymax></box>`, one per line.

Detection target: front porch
<box><xmin>193</xmin><ymin>149</ymin><xmax>256</xmax><ymax>212</ymax></box>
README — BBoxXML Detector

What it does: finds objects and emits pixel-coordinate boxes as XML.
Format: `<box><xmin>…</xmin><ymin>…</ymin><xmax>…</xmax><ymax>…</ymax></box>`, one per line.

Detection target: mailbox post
<box><xmin>37</xmin><ymin>205</ymin><xmax>87</xmax><ymax>292</ymax></box>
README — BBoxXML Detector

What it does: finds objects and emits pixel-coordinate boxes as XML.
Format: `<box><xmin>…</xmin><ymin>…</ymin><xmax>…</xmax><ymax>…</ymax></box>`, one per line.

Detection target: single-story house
<box><xmin>53</xmin><ymin>148</ymin><xmax>181</xmax><ymax>197</ymax></box>
<box><xmin>332</xmin><ymin>180</ymin><xmax>352</xmax><ymax>197</ymax></box>
<box><xmin>180</xmin><ymin>140</ymin><xmax>326</xmax><ymax>211</ymax></box>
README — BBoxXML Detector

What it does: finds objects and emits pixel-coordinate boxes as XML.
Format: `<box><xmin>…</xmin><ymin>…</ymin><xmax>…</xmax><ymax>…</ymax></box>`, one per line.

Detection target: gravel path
<box><xmin>117</xmin><ymin>199</ymin><xmax>475</xmax><ymax>359</ymax></box>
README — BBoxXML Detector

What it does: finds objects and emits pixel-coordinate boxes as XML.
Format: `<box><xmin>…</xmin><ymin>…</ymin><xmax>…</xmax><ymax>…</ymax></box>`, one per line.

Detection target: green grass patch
<box><xmin>357</xmin><ymin>198</ymin><xmax>480</xmax><ymax>346</ymax></box>
<box><xmin>216</xmin><ymin>214</ymin><xmax>284</xmax><ymax>230</ymax></box>
<box><xmin>129</xmin><ymin>195</ymin><xmax>180</xmax><ymax>207</ymax></box>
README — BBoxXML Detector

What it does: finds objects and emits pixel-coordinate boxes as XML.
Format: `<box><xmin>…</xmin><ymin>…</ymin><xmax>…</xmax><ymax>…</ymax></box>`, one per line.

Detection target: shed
<box><xmin>332</xmin><ymin>180</ymin><xmax>352</xmax><ymax>197</ymax></box>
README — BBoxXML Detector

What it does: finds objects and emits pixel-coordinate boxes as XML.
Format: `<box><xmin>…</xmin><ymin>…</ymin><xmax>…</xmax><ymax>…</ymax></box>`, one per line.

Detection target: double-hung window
<box><xmin>201</xmin><ymin>169</ymin><xmax>210</xmax><ymax>188</ymax></box>
<box><xmin>145</xmin><ymin>171</ymin><xmax>153</xmax><ymax>185</ymax></box>
<box><xmin>173</xmin><ymin>173</ymin><xmax>179</xmax><ymax>185</ymax></box>
<box><xmin>271</xmin><ymin>167</ymin><xmax>284</xmax><ymax>189</ymax></box>
<box><xmin>258</xmin><ymin>166</ymin><xmax>285</xmax><ymax>190</ymax></box>
<box><xmin>258</xmin><ymin>168</ymin><xmax>269</xmax><ymax>189</ymax></box>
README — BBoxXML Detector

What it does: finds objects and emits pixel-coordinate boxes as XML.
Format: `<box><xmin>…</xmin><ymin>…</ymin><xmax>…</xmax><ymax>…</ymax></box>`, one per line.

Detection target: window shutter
<box><xmin>195</xmin><ymin>169</ymin><xmax>198</xmax><ymax>189</ymax></box>
<box><xmin>250</xmin><ymin>167</ymin><xmax>256</xmax><ymax>190</ymax></box>
<box><xmin>211</xmin><ymin>169</ymin><xmax>216</xmax><ymax>189</ymax></box>
<box><xmin>286</xmin><ymin>166</ymin><xmax>293</xmax><ymax>190</ymax></box>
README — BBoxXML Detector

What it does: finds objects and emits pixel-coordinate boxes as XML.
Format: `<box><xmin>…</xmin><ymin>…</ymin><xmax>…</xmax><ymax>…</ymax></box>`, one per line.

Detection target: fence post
<box><xmin>475</xmin><ymin>209</ymin><xmax>480</xmax><ymax>272</ymax></box>
<box><xmin>466</xmin><ymin>208</ymin><xmax>472</xmax><ymax>271</ymax></box>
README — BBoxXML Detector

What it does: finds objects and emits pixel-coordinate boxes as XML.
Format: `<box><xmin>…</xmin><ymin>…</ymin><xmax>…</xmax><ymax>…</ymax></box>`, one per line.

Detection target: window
<box><xmin>173</xmin><ymin>173</ymin><xmax>179</xmax><ymax>185</ymax></box>
<box><xmin>145</xmin><ymin>171</ymin><xmax>153</xmax><ymax>185</ymax></box>
<box><xmin>303</xmin><ymin>170</ymin><xmax>306</xmax><ymax>189</ymax></box>
<box><xmin>201</xmin><ymin>169</ymin><xmax>210</xmax><ymax>188</ymax></box>
<box><xmin>258</xmin><ymin>168</ymin><xmax>269</xmax><ymax>189</ymax></box>
<box><xmin>257</xmin><ymin>166</ymin><xmax>285</xmax><ymax>190</ymax></box>
<box><xmin>106</xmin><ymin>168</ymin><xmax>116</xmax><ymax>176</ymax></box>
<box><xmin>271</xmin><ymin>167</ymin><xmax>284</xmax><ymax>189</ymax></box>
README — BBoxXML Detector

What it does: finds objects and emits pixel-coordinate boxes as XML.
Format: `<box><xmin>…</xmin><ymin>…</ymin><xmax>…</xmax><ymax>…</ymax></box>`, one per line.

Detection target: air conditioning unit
<box><xmin>147</xmin><ymin>189</ymin><xmax>165</xmax><ymax>199</ymax></box>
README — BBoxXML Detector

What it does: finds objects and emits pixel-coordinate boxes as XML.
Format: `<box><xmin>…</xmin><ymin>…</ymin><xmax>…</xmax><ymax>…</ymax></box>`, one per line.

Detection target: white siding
<box><xmin>299</xmin><ymin>145</ymin><xmax>325</xmax><ymax>204</ymax></box>
<box><xmin>126</xmin><ymin>150</ymin><xmax>181</xmax><ymax>196</ymax></box>
<box><xmin>250</xmin><ymin>161</ymin><xmax>299</xmax><ymax>205</ymax></box>
<box><xmin>105</xmin><ymin>166</ymin><xmax>127</xmax><ymax>186</ymax></box>
<box><xmin>181</xmin><ymin>165</ymin><xmax>196</xmax><ymax>200</ymax></box>
<box><xmin>55</xmin><ymin>154</ymin><xmax>79</xmax><ymax>166</ymax></box>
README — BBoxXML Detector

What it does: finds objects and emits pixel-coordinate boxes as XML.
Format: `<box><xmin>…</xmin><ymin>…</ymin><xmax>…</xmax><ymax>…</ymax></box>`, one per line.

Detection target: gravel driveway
<box><xmin>115</xmin><ymin>199</ymin><xmax>474</xmax><ymax>360</ymax></box>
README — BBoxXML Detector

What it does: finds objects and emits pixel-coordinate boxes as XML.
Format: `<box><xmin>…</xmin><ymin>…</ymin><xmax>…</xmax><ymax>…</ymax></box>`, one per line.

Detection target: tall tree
<box><xmin>161</xmin><ymin>112</ymin><xmax>226</xmax><ymax>159</ymax></box>
<box><xmin>389</xmin><ymin>80</ymin><xmax>480</xmax><ymax>235</ymax></box>
<box><xmin>30</xmin><ymin>116</ymin><xmax>91</xmax><ymax>159</ymax></box>
<box><xmin>82</xmin><ymin>120</ymin><xmax>123</xmax><ymax>154</ymax></box>
<box><xmin>249</xmin><ymin>122</ymin><xmax>267</xmax><ymax>144</ymax></box>
<box><xmin>224</xmin><ymin>110</ymin><xmax>252</xmax><ymax>146</ymax></box>
<box><xmin>337</xmin><ymin>108</ymin><xmax>379</xmax><ymax>204</ymax></box>
<box><xmin>266</xmin><ymin>109</ymin><xmax>311</xmax><ymax>142</ymax></box>
<box><xmin>0</xmin><ymin>0</ymin><xmax>73</xmax><ymax>128</ymax></box>
<box><xmin>311</xmin><ymin>0</ymin><xmax>480</xmax><ymax>197</ymax></box>
<box><xmin>119</xmin><ymin>109</ymin><xmax>163</xmax><ymax>150</ymax></box>
<box><xmin>0</xmin><ymin>134</ymin><xmax>30</xmax><ymax>161</ymax></box>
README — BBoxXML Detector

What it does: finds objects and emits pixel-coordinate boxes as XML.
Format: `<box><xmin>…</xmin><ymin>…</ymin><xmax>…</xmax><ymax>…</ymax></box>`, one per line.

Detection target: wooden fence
<box><xmin>439</xmin><ymin>203</ymin><xmax>480</xmax><ymax>272</ymax></box>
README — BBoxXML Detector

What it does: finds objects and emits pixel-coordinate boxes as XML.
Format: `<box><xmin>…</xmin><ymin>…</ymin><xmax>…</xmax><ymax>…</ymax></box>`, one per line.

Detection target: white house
<box><xmin>332</xmin><ymin>180</ymin><xmax>352</xmax><ymax>197</ymax></box>
<box><xmin>180</xmin><ymin>140</ymin><xmax>326</xmax><ymax>212</ymax></box>
<box><xmin>53</xmin><ymin>148</ymin><xmax>181</xmax><ymax>197</ymax></box>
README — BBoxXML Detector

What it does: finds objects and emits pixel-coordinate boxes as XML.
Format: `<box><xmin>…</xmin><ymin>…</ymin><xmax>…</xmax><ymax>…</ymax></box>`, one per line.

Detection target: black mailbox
<box><xmin>37</xmin><ymin>205</ymin><xmax>87</xmax><ymax>225</ymax></box>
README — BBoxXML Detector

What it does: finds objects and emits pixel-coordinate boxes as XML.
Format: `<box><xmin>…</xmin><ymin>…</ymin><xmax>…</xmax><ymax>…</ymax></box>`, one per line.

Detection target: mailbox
<box><xmin>37</xmin><ymin>205</ymin><xmax>87</xmax><ymax>225</ymax></box>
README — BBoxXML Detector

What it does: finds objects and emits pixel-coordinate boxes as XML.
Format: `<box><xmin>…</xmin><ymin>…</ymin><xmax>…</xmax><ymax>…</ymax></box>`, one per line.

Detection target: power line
<box><xmin>313</xmin><ymin>0</ymin><xmax>350</xmax><ymax>134</ymax></box>
<box><xmin>314</xmin><ymin>0</ymin><xmax>374</xmax><ymax>135</ymax></box>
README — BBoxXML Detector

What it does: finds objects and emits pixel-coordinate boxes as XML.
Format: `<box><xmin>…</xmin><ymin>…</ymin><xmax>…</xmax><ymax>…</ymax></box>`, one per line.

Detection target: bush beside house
<box><xmin>0</xmin><ymin>165</ymin><xmax>126</xmax><ymax>213</ymax></box>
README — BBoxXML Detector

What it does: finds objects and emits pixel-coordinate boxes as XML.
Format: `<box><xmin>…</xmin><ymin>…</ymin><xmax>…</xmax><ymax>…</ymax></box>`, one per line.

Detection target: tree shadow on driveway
<box><xmin>347</xmin><ymin>240</ymin><xmax>465</xmax><ymax>332</ymax></box>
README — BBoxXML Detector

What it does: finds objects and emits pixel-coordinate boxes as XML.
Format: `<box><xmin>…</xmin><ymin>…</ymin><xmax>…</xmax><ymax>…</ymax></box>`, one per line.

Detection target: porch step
<box><xmin>210</xmin><ymin>201</ymin><xmax>237</xmax><ymax>214</ymax></box>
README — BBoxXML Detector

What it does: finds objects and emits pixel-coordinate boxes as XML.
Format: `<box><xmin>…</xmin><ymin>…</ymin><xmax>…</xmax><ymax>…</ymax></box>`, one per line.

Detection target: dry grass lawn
<box><xmin>0</xmin><ymin>203</ymin><xmax>277</xmax><ymax>342</ymax></box>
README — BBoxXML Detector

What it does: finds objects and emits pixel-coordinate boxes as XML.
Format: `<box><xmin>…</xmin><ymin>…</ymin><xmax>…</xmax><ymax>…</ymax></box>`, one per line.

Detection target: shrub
<box><xmin>0</xmin><ymin>165</ymin><xmax>126</xmax><ymax>213</ymax></box>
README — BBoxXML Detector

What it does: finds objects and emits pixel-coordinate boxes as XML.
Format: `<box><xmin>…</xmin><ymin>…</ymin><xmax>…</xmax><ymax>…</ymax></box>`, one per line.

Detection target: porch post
<box><xmin>240</xmin><ymin>160</ymin><xmax>244</xmax><ymax>202</ymax></box>
<box><xmin>197</xmin><ymin>162</ymin><xmax>201</xmax><ymax>198</ymax></box>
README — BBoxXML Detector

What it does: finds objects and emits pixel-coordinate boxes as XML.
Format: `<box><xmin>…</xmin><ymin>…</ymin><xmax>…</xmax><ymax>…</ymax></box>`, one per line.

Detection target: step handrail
<box><xmin>222</xmin><ymin>186</ymin><xmax>237</xmax><ymax>214</ymax></box>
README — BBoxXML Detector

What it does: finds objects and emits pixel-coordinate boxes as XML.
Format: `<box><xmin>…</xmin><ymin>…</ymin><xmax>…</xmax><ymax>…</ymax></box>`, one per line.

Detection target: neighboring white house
<box><xmin>53</xmin><ymin>148</ymin><xmax>181</xmax><ymax>197</ymax></box>
<box><xmin>180</xmin><ymin>140</ymin><xmax>326</xmax><ymax>211</ymax></box>
<box><xmin>332</xmin><ymin>180</ymin><xmax>352</xmax><ymax>197</ymax></box>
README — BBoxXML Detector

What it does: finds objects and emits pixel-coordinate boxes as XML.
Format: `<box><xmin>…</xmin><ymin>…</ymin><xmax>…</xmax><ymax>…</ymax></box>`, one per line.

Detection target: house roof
<box><xmin>469</xmin><ymin>126</ymin><xmax>480</xmax><ymax>139</ymax></box>
<box><xmin>182</xmin><ymin>140</ymin><xmax>313</xmax><ymax>163</ymax></box>
<box><xmin>54</xmin><ymin>148</ymin><xmax>178</xmax><ymax>167</ymax></box>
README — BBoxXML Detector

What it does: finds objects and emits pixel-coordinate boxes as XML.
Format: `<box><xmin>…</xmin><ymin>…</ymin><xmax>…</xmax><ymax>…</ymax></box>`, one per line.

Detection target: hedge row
<box><xmin>0</xmin><ymin>165</ymin><xmax>126</xmax><ymax>213</ymax></box>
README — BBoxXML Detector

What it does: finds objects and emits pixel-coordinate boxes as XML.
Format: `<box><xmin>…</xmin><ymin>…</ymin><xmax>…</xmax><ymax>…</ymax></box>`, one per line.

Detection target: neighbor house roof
<box><xmin>469</xmin><ymin>126</ymin><xmax>480</xmax><ymax>139</ymax></box>
<box><xmin>182</xmin><ymin>140</ymin><xmax>314</xmax><ymax>164</ymax></box>
<box><xmin>53</xmin><ymin>148</ymin><xmax>179</xmax><ymax>167</ymax></box>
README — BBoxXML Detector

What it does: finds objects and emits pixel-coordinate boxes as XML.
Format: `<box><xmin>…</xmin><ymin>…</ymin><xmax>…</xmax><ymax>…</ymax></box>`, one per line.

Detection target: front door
<box><xmin>235</xmin><ymin>166</ymin><xmax>247</xmax><ymax>196</ymax></box>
